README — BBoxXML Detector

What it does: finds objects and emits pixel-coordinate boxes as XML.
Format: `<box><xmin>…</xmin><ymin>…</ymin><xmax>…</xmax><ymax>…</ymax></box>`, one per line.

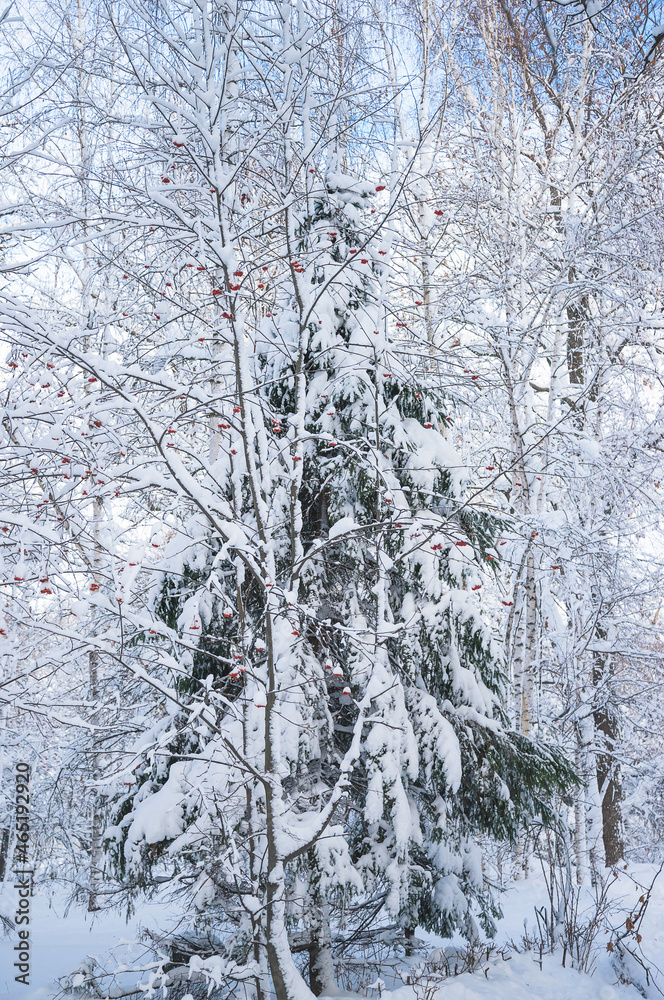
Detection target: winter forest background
<box><xmin>1</xmin><ymin>0</ymin><xmax>664</xmax><ymax>997</ymax></box>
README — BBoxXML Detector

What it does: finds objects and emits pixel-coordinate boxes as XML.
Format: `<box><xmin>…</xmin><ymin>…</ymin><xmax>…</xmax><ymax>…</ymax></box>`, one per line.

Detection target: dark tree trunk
<box><xmin>593</xmin><ymin>649</ymin><xmax>625</xmax><ymax>867</ymax></box>
<box><xmin>308</xmin><ymin>904</ymin><xmax>334</xmax><ymax>996</ymax></box>
<box><xmin>0</xmin><ymin>827</ymin><xmax>10</xmax><ymax>880</ymax></box>
<box><xmin>567</xmin><ymin>291</ymin><xmax>624</xmax><ymax>869</ymax></box>
<box><xmin>404</xmin><ymin>925</ymin><xmax>416</xmax><ymax>957</ymax></box>
<box><xmin>309</xmin><ymin>940</ymin><xmax>325</xmax><ymax>996</ymax></box>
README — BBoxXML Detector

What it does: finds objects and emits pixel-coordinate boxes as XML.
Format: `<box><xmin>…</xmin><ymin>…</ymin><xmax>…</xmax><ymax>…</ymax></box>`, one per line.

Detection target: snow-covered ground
<box><xmin>1</xmin><ymin>865</ymin><xmax>662</xmax><ymax>1000</ymax></box>
<box><xmin>388</xmin><ymin>953</ymin><xmax>640</xmax><ymax>1000</ymax></box>
<box><xmin>0</xmin><ymin>892</ymin><xmax>175</xmax><ymax>1000</ymax></box>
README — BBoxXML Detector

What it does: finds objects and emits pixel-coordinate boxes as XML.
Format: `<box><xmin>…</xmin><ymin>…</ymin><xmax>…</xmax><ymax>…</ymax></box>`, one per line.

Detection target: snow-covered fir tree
<box><xmin>101</xmin><ymin>165</ymin><xmax>572</xmax><ymax>998</ymax></box>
